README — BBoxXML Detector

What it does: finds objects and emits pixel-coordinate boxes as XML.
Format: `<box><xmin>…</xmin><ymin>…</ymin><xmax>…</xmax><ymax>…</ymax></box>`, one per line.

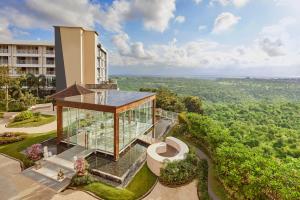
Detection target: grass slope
<box><xmin>126</xmin><ymin>164</ymin><xmax>157</xmax><ymax>199</ymax></box>
<box><xmin>84</xmin><ymin>164</ymin><xmax>157</xmax><ymax>200</ymax></box>
<box><xmin>0</xmin><ymin>131</ymin><xmax>55</xmax><ymax>167</ymax></box>
<box><xmin>7</xmin><ymin>114</ymin><xmax>56</xmax><ymax>128</ymax></box>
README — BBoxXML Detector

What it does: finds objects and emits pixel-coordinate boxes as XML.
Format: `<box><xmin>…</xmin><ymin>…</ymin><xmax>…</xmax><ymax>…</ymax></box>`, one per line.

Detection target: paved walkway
<box><xmin>144</xmin><ymin>181</ymin><xmax>198</xmax><ymax>200</ymax></box>
<box><xmin>0</xmin><ymin>104</ymin><xmax>57</xmax><ymax>134</ymax></box>
<box><xmin>0</xmin><ymin>154</ymin><xmax>96</xmax><ymax>200</ymax></box>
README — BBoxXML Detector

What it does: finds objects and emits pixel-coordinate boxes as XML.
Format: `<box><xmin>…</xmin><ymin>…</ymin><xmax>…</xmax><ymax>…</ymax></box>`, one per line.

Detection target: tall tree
<box><xmin>0</xmin><ymin>66</ymin><xmax>22</xmax><ymax>111</ymax></box>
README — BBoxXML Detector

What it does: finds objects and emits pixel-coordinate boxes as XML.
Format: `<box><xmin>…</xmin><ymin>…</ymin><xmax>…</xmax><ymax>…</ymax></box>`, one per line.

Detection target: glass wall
<box><xmin>63</xmin><ymin>107</ymin><xmax>114</xmax><ymax>153</ymax></box>
<box><xmin>61</xmin><ymin>99</ymin><xmax>153</xmax><ymax>154</ymax></box>
<box><xmin>119</xmin><ymin>100</ymin><xmax>153</xmax><ymax>151</ymax></box>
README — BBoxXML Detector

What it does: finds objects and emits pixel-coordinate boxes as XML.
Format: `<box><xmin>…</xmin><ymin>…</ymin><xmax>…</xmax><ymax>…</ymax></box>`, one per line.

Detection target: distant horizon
<box><xmin>1</xmin><ymin>0</ymin><xmax>300</xmax><ymax>78</ymax></box>
<box><xmin>110</xmin><ymin>73</ymin><xmax>300</xmax><ymax>79</ymax></box>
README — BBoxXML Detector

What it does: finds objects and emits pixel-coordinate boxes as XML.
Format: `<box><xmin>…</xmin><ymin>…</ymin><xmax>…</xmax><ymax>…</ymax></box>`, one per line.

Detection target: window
<box><xmin>46</xmin><ymin>57</ymin><xmax>54</xmax><ymax>65</ymax></box>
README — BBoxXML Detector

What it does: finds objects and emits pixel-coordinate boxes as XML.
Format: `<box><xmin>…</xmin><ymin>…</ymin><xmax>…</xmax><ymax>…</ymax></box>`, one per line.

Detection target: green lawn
<box><xmin>126</xmin><ymin>164</ymin><xmax>157</xmax><ymax>198</ymax></box>
<box><xmin>83</xmin><ymin>164</ymin><xmax>157</xmax><ymax>200</ymax></box>
<box><xmin>7</xmin><ymin>114</ymin><xmax>56</xmax><ymax>128</ymax></box>
<box><xmin>0</xmin><ymin>112</ymin><xmax>4</xmax><ymax>118</ymax></box>
<box><xmin>0</xmin><ymin>131</ymin><xmax>55</xmax><ymax>167</ymax></box>
<box><xmin>84</xmin><ymin>183</ymin><xmax>135</xmax><ymax>200</ymax></box>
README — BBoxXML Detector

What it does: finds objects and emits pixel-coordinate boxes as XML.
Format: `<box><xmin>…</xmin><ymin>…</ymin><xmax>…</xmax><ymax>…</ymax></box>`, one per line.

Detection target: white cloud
<box><xmin>232</xmin><ymin>0</ymin><xmax>249</xmax><ymax>7</ymax></box>
<box><xmin>198</xmin><ymin>25</ymin><xmax>207</xmax><ymax>31</ymax></box>
<box><xmin>0</xmin><ymin>18</ymin><xmax>12</xmax><ymax>40</ymax></box>
<box><xmin>211</xmin><ymin>0</ymin><xmax>250</xmax><ymax>8</ymax></box>
<box><xmin>112</xmin><ymin>32</ymin><xmax>151</xmax><ymax>59</ymax></box>
<box><xmin>193</xmin><ymin>0</ymin><xmax>203</xmax><ymax>5</ymax></box>
<box><xmin>132</xmin><ymin>0</ymin><xmax>176</xmax><ymax>32</ymax></box>
<box><xmin>258</xmin><ymin>17</ymin><xmax>297</xmax><ymax>57</ymax></box>
<box><xmin>212</xmin><ymin>12</ymin><xmax>241</xmax><ymax>34</ymax></box>
<box><xmin>174</xmin><ymin>16</ymin><xmax>186</xmax><ymax>24</ymax></box>
<box><xmin>0</xmin><ymin>0</ymin><xmax>176</xmax><ymax>34</ymax></box>
<box><xmin>111</xmin><ymin>17</ymin><xmax>300</xmax><ymax>74</ymax></box>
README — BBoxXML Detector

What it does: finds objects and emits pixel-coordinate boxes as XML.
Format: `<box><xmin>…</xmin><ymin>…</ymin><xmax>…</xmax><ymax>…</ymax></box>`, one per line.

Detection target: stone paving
<box><xmin>144</xmin><ymin>181</ymin><xmax>199</xmax><ymax>200</ymax></box>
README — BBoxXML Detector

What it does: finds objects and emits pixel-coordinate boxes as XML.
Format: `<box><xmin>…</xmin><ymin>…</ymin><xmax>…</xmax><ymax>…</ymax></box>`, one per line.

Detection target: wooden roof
<box><xmin>49</xmin><ymin>83</ymin><xmax>94</xmax><ymax>99</ymax></box>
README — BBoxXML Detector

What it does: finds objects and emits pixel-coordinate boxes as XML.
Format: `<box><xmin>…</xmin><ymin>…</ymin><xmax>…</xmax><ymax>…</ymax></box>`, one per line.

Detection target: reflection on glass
<box><xmin>119</xmin><ymin>100</ymin><xmax>153</xmax><ymax>151</ymax></box>
<box><xmin>62</xmin><ymin>99</ymin><xmax>153</xmax><ymax>154</ymax></box>
<box><xmin>63</xmin><ymin>108</ymin><xmax>114</xmax><ymax>153</ymax></box>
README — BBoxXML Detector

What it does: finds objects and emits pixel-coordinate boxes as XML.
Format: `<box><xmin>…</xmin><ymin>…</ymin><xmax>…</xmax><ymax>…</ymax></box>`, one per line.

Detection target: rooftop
<box><xmin>56</xmin><ymin>89</ymin><xmax>155</xmax><ymax>108</ymax></box>
<box><xmin>0</xmin><ymin>40</ymin><xmax>54</xmax><ymax>46</ymax></box>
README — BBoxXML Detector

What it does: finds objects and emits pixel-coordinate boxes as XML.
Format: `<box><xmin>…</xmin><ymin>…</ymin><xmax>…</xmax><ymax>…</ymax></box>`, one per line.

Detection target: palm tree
<box><xmin>37</xmin><ymin>74</ymin><xmax>46</xmax><ymax>97</ymax></box>
<box><xmin>26</xmin><ymin>73</ymin><xmax>38</xmax><ymax>96</ymax></box>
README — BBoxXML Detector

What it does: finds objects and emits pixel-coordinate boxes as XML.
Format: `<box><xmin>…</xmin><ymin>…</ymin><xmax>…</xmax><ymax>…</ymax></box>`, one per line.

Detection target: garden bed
<box><xmin>0</xmin><ymin>131</ymin><xmax>55</xmax><ymax>168</ymax></box>
<box><xmin>7</xmin><ymin>111</ymin><xmax>55</xmax><ymax>128</ymax></box>
<box><xmin>76</xmin><ymin>164</ymin><xmax>157</xmax><ymax>200</ymax></box>
<box><xmin>158</xmin><ymin>152</ymin><xmax>200</xmax><ymax>187</ymax></box>
<box><xmin>0</xmin><ymin>132</ymin><xmax>27</xmax><ymax>145</ymax></box>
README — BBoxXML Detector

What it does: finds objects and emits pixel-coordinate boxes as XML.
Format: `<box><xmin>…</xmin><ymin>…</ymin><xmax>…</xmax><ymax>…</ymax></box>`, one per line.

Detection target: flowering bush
<box><xmin>26</xmin><ymin>143</ymin><xmax>42</xmax><ymax>161</ymax></box>
<box><xmin>74</xmin><ymin>158</ymin><xmax>89</xmax><ymax>176</ymax></box>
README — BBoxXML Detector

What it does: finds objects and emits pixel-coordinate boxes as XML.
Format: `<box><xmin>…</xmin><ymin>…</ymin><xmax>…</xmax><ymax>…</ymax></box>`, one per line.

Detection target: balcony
<box><xmin>46</xmin><ymin>50</ymin><xmax>54</xmax><ymax>54</ymax></box>
<box><xmin>16</xmin><ymin>61</ymin><xmax>40</xmax><ymax>68</ymax></box>
<box><xmin>46</xmin><ymin>71</ymin><xmax>55</xmax><ymax>76</ymax></box>
<box><xmin>0</xmin><ymin>49</ymin><xmax>9</xmax><ymax>56</ymax></box>
<box><xmin>16</xmin><ymin>49</ymin><xmax>40</xmax><ymax>56</ymax></box>
<box><xmin>0</xmin><ymin>49</ymin><xmax>8</xmax><ymax>53</ymax></box>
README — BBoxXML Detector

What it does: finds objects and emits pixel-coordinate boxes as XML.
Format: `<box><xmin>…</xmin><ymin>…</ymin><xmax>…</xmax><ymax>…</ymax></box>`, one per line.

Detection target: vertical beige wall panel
<box><xmin>60</xmin><ymin>28</ymin><xmax>83</xmax><ymax>85</ymax></box>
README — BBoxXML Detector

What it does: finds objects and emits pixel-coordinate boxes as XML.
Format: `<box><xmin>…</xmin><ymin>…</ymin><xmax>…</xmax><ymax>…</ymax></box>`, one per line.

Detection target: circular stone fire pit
<box><xmin>146</xmin><ymin>136</ymin><xmax>189</xmax><ymax>176</ymax></box>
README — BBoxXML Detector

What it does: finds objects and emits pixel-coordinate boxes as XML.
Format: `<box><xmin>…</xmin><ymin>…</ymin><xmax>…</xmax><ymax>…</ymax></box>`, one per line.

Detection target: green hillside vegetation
<box><xmin>116</xmin><ymin>76</ymin><xmax>300</xmax><ymax>199</ymax></box>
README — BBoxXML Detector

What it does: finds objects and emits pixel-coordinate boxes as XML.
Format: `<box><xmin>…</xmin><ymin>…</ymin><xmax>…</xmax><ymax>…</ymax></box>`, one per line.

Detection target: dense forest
<box><xmin>115</xmin><ymin>76</ymin><xmax>300</xmax><ymax>199</ymax></box>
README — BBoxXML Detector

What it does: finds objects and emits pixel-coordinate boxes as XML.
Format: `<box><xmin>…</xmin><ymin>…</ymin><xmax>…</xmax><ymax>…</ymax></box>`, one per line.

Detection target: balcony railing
<box><xmin>17</xmin><ymin>60</ymin><xmax>39</xmax><ymax>64</ymax></box>
<box><xmin>16</xmin><ymin>49</ymin><xmax>39</xmax><ymax>54</ymax></box>
<box><xmin>0</xmin><ymin>49</ymin><xmax>8</xmax><ymax>53</ymax></box>
<box><xmin>46</xmin><ymin>50</ymin><xmax>54</xmax><ymax>54</ymax></box>
<box><xmin>46</xmin><ymin>61</ymin><xmax>55</xmax><ymax>65</ymax></box>
<box><xmin>46</xmin><ymin>71</ymin><xmax>55</xmax><ymax>75</ymax></box>
<box><xmin>0</xmin><ymin>61</ymin><xmax>8</xmax><ymax>65</ymax></box>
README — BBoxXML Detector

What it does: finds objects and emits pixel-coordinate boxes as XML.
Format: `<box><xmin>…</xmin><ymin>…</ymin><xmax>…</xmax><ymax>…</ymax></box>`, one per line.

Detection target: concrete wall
<box><xmin>83</xmin><ymin>31</ymin><xmax>97</xmax><ymax>84</ymax></box>
<box><xmin>55</xmin><ymin>26</ymin><xmax>101</xmax><ymax>92</ymax></box>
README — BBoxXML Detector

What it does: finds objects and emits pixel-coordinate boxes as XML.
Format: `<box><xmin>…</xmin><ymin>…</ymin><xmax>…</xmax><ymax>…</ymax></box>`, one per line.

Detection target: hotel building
<box><xmin>0</xmin><ymin>40</ymin><xmax>56</xmax><ymax>86</ymax></box>
<box><xmin>0</xmin><ymin>28</ymin><xmax>108</xmax><ymax>90</ymax></box>
<box><xmin>54</xmin><ymin>26</ymin><xmax>108</xmax><ymax>92</ymax></box>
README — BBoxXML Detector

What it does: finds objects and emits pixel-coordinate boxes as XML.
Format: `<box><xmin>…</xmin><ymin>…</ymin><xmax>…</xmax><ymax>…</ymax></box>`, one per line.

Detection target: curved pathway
<box><xmin>192</xmin><ymin>144</ymin><xmax>221</xmax><ymax>200</ymax></box>
<box><xmin>143</xmin><ymin>180</ymin><xmax>198</xmax><ymax>200</ymax></box>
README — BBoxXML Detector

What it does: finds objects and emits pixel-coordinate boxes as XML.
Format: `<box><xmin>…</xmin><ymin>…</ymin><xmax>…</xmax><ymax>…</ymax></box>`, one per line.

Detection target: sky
<box><xmin>0</xmin><ymin>0</ymin><xmax>300</xmax><ymax>77</ymax></box>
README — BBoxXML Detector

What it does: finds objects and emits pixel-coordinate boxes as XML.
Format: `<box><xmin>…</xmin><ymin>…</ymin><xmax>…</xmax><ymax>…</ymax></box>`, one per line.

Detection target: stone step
<box><xmin>22</xmin><ymin>168</ymin><xmax>71</xmax><ymax>193</ymax></box>
<box><xmin>46</xmin><ymin>156</ymin><xmax>75</xmax><ymax>170</ymax></box>
<box><xmin>32</xmin><ymin>167</ymin><xmax>65</xmax><ymax>182</ymax></box>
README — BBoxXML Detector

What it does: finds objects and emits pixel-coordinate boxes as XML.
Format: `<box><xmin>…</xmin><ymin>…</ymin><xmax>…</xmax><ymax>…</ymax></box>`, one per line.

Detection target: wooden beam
<box><xmin>152</xmin><ymin>98</ymin><xmax>156</xmax><ymax>138</ymax></box>
<box><xmin>116</xmin><ymin>95</ymin><xmax>156</xmax><ymax>113</ymax></box>
<box><xmin>56</xmin><ymin>100</ymin><xmax>116</xmax><ymax>113</ymax></box>
<box><xmin>113</xmin><ymin>112</ymin><xmax>119</xmax><ymax>161</ymax></box>
<box><xmin>57</xmin><ymin>105</ymin><xmax>63</xmax><ymax>144</ymax></box>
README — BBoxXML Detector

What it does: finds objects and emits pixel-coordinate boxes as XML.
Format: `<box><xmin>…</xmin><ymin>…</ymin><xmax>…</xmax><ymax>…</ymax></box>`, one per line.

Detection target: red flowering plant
<box><xmin>26</xmin><ymin>144</ymin><xmax>42</xmax><ymax>161</ymax></box>
<box><xmin>74</xmin><ymin>158</ymin><xmax>89</xmax><ymax>176</ymax></box>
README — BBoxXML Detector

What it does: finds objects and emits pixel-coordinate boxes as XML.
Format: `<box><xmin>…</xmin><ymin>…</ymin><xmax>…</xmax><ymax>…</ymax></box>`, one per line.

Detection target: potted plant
<box><xmin>25</xmin><ymin>143</ymin><xmax>42</xmax><ymax>169</ymax></box>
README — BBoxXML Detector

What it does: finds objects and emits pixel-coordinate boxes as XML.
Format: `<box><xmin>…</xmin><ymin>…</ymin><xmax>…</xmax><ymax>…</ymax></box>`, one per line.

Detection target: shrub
<box><xmin>74</xmin><ymin>158</ymin><xmax>89</xmax><ymax>176</ymax></box>
<box><xmin>14</xmin><ymin>111</ymin><xmax>33</xmax><ymax>122</ymax></box>
<box><xmin>25</xmin><ymin>143</ymin><xmax>42</xmax><ymax>161</ymax></box>
<box><xmin>159</xmin><ymin>153</ymin><xmax>199</xmax><ymax>186</ymax></box>
<box><xmin>9</xmin><ymin>102</ymin><xmax>27</xmax><ymax>112</ymax></box>
<box><xmin>71</xmin><ymin>173</ymin><xmax>94</xmax><ymax>186</ymax></box>
<box><xmin>0</xmin><ymin>132</ymin><xmax>26</xmax><ymax>145</ymax></box>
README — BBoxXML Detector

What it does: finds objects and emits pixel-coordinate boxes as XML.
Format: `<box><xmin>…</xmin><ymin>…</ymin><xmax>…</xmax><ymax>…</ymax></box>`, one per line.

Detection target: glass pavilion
<box><xmin>56</xmin><ymin>90</ymin><xmax>156</xmax><ymax>160</ymax></box>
